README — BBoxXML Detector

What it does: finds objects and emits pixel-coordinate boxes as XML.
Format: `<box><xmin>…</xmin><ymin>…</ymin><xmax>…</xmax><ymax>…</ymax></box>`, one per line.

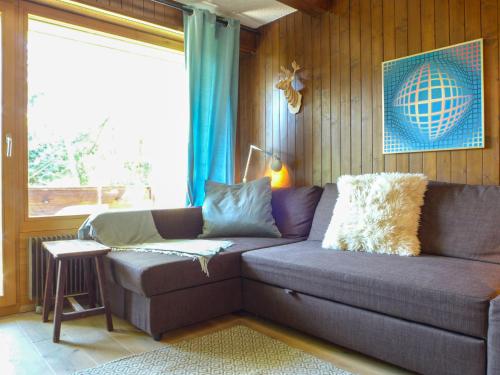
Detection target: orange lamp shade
<box><xmin>265</xmin><ymin>163</ymin><xmax>291</xmax><ymax>188</ymax></box>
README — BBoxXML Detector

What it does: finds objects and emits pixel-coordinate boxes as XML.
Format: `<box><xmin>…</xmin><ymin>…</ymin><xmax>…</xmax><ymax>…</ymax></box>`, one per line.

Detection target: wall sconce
<box><xmin>243</xmin><ymin>145</ymin><xmax>282</xmax><ymax>184</ymax></box>
<box><xmin>265</xmin><ymin>162</ymin><xmax>291</xmax><ymax>189</ymax></box>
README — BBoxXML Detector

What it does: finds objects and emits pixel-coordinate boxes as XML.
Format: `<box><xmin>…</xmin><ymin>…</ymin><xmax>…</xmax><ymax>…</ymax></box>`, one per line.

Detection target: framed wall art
<box><xmin>382</xmin><ymin>39</ymin><xmax>484</xmax><ymax>154</ymax></box>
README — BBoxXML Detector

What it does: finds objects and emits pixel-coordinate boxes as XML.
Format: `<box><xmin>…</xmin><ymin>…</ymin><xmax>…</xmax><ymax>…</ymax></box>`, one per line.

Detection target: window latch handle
<box><xmin>6</xmin><ymin>134</ymin><xmax>12</xmax><ymax>158</ymax></box>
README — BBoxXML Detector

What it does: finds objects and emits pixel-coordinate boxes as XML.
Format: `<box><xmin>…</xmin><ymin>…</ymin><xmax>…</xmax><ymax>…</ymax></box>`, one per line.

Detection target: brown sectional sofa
<box><xmin>104</xmin><ymin>182</ymin><xmax>500</xmax><ymax>375</ymax></box>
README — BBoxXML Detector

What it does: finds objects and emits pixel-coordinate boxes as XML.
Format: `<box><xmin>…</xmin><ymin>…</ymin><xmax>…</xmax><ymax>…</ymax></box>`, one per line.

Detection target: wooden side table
<box><xmin>42</xmin><ymin>240</ymin><xmax>114</xmax><ymax>343</ymax></box>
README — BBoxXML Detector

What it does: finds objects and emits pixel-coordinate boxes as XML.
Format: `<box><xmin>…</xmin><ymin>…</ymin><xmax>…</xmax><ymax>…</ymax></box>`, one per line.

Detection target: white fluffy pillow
<box><xmin>322</xmin><ymin>173</ymin><xmax>428</xmax><ymax>256</ymax></box>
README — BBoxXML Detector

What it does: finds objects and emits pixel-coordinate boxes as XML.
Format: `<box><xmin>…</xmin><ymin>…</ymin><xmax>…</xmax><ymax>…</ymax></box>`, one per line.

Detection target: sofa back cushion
<box><xmin>308</xmin><ymin>183</ymin><xmax>338</xmax><ymax>241</ymax></box>
<box><xmin>419</xmin><ymin>182</ymin><xmax>500</xmax><ymax>263</ymax></box>
<box><xmin>152</xmin><ymin>207</ymin><xmax>203</xmax><ymax>239</ymax></box>
<box><xmin>271</xmin><ymin>186</ymin><xmax>323</xmax><ymax>239</ymax></box>
<box><xmin>152</xmin><ymin>185</ymin><xmax>323</xmax><ymax>240</ymax></box>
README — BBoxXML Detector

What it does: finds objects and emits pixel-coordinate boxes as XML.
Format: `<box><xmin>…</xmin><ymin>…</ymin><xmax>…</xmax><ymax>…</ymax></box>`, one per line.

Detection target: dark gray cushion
<box><xmin>419</xmin><ymin>181</ymin><xmax>500</xmax><ymax>263</ymax></box>
<box><xmin>241</xmin><ymin>240</ymin><xmax>500</xmax><ymax>338</ymax></box>
<box><xmin>271</xmin><ymin>186</ymin><xmax>323</xmax><ymax>239</ymax></box>
<box><xmin>308</xmin><ymin>183</ymin><xmax>338</xmax><ymax>240</ymax></box>
<box><xmin>200</xmin><ymin>177</ymin><xmax>281</xmax><ymax>238</ymax></box>
<box><xmin>106</xmin><ymin>237</ymin><xmax>300</xmax><ymax>297</ymax></box>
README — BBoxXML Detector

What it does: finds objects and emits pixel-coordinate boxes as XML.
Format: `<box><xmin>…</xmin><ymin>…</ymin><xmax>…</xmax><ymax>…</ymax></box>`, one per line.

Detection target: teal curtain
<box><xmin>184</xmin><ymin>8</ymin><xmax>240</xmax><ymax>206</ymax></box>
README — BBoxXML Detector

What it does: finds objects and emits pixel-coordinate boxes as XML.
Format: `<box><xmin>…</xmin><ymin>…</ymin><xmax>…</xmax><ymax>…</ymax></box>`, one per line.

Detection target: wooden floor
<box><xmin>0</xmin><ymin>311</ymin><xmax>412</xmax><ymax>375</ymax></box>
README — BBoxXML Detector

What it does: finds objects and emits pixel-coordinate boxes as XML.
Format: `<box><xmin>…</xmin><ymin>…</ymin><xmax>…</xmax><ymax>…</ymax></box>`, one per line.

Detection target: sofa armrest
<box><xmin>488</xmin><ymin>295</ymin><xmax>500</xmax><ymax>374</ymax></box>
<box><xmin>151</xmin><ymin>207</ymin><xmax>203</xmax><ymax>239</ymax></box>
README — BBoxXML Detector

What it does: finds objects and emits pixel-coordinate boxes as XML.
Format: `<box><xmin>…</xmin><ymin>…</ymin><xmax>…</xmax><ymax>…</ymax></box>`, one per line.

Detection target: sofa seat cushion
<box><xmin>241</xmin><ymin>241</ymin><xmax>500</xmax><ymax>339</ymax></box>
<box><xmin>106</xmin><ymin>237</ymin><xmax>301</xmax><ymax>297</ymax></box>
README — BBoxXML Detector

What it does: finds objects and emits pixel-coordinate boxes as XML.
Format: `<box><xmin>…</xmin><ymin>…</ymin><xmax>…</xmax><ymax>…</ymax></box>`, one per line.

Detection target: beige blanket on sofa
<box><xmin>78</xmin><ymin>210</ymin><xmax>232</xmax><ymax>276</ymax></box>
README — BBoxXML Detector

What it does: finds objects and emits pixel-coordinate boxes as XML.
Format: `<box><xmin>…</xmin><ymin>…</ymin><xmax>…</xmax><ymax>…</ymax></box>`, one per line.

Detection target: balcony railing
<box><xmin>28</xmin><ymin>186</ymin><xmax>153</xmax><ymax>217</ymax></box>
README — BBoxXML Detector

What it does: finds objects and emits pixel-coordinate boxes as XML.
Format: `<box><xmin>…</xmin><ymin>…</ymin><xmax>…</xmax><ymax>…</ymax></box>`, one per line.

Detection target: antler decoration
<box><xmin>276</xmin><ymin>61</ymin><xmax>302</xmax><ymax>114</ymax></box>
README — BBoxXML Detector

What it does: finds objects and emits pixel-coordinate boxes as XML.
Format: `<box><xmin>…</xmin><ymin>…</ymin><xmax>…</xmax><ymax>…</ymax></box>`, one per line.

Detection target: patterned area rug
<box><xmin>75</xmin><ymin>325</ymin><xmax>354</xmax><ymax>374</ymax></box>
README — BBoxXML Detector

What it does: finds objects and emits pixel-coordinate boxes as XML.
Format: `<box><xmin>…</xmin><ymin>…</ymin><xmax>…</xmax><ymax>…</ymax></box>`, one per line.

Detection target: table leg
<box><xmin>84</xmin><ymin>258</ymin><xmax>96</xmax><ymax>308</ymax></box>
<box><xmin>95</xmin><ymin>256</ymin><xmax>113</xmax><ymax>332</ymax></box>
<box><xmin>42</xmin><ymin>254</ymin><xmax>54</xmax><ymax>323</ymax></box>
<box><xmin>53</xmin><ymin>259</ymin><xmax>68</xmax><ymax>343</ymax></box>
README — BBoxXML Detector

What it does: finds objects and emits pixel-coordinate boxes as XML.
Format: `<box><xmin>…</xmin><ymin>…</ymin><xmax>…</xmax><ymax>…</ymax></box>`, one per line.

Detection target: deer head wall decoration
<box><xmin>276</xmin><ymin>61</ymin><xmax>302</xmax><ymax>114</ymax></box>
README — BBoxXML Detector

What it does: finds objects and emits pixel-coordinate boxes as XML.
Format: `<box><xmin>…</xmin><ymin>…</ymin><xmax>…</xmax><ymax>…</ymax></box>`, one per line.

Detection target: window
<box><xmin>27</xmin><ymin>17</ymin><xmax>188</xmax><ymax>217</ymax></box>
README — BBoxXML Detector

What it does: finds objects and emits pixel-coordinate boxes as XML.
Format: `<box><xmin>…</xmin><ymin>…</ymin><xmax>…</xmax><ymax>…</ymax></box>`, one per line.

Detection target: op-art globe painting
<box><xmin>383</xmin><ymin>39</ymin><xmax>484</xmax><ymax>154</ymax></box>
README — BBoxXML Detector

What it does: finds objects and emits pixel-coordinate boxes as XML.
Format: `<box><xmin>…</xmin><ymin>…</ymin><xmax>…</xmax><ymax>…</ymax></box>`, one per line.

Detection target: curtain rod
<box><xmin>150</xmin><ymin>0</ymin><xmax>259</xmax><ymax>34</ymax></box>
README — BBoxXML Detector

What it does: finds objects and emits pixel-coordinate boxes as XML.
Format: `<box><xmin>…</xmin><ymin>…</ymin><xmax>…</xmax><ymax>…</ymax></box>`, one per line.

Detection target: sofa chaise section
<box><xmin>107</xmin><ymin>237</ymin><xmax>300</xmax><ymax>297</ymax></box>
<box><xmin>104</xmin><ymin>206</ymin><xmax>303</xmax><ymax>339</ymax></box>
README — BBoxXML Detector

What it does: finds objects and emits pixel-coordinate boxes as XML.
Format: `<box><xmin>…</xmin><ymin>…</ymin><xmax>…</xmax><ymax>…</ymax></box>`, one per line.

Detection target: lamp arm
<box><xmin>242</xmin><ymin>146</ymin><xmax>255</xmax><ymax>183</ymax></box>
<box><xmin>242</xmin><ymin>145</ymin><xmax>281</xmax><ymax>183</ymax></box>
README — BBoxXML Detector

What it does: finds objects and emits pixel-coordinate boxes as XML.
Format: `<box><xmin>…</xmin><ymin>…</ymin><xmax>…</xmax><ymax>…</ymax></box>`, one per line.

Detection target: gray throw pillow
<box><xmin>200</xmin><ymin>177</ymin><xmax>281</xmax><ymax>238</ymax></box>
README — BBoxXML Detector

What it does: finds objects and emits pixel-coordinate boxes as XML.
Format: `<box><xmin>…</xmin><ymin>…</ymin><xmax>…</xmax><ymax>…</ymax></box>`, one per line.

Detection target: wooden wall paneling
<box><xmin>250</xmin><ymin>52</ymin><xmax>258</xmax><ymax>179</ymax></box>
<box><xmin>121</xmin><ymin>0</ymin><xmax>134</xmax><ymax>15</ymax></box>
<box><xmin>240</xmin><ymin>51</ymin><xmax>254</xmax><ymax>181</ymax></box>
<box><xmin>465</xmin><ymin>0</ymin><xmax>483</xmax><ymax>183</ymax></box>
<box><xmin>110</xmin><ymin>0</ymin><xmax>122</xmax><ymax>12</ymax></box>
<box><xmin>482</xmin><ymin>0</ymin><xmax>500</xmax><ymax>185</ymax></box>
<box><xmin>237</xmin><ymin>0</ymin><xmax>500</xmax><ymax>187</ymax></box>
<box><xmin>237</xmin><ymin>55</ymin><xmax>248</xmax><ymax>181</ymax></box>
<box><xmin>435</xmin><ymin>0</ymin><xmax>452</xmax><ymax>182</ymax></box>
<box><xmin>311</xmin><ymin>15</ymin><xmax>323</xmax><ymax>185</ymax></box>
<box><xmin>235</xmin><ymin>60</ymin><xmax>242</xmax><ymax>181</ymax></box>
<box><xmin>287</xmin><ymin>15</ymin><xmax>296</xmax><ymax>184</ymax></box>
<box><xmin>264</xmin><ymin>25</ymin><xmax>274</xmax><ymax>172</ymax></box>
<box><xmin>321</xmin><ymin>13</ymin><xmax>332</xmax><ymax>184</ymax></box>
<box><xmin>360</xmin><ymin>0</ymin><xmax>373</xmax><ymax>174</ymax></box>
<box><xmin>250</xmin><ymin>52</ymin><xmax>258</xmax><ymax>178</ymax></box>
<box><xmin>339</xmin><ymin>0</ymin><xmax>351</xmax><ymax>175</ymax></box>
<box><xmin>153</xmin><ymin>1</ymin><xmax>164</xmax><ymax>22</ymax></box>
<box><xmin>408</xmin><ymin>0</ymin><xmax>423</xmax><ymax>173</ymax></box>
<box><xmin>371</xmin><ymin>0</ymin><xmax>384</xmax><ymax>173</ymax></box>
<box><xmin>143</xmin><ymin>0</ymin><xmax>155</xmax><ymax>20</ymax></box>
<box><xmin>63</xmin><ymin>0</ymin><xmax>257</xmax><ymax>52</ymax></box>
<box><xmin>48</xmin><ymin>0</ymin><xmax>184</xmax><ymax>31</ymax></box>
<box><xmin>382</xmin><ymin>0</ymin><xmax>397</xmax><ymax>172</ymax></box>
<box><xmin>449</xmin><ymin>0</ymin><xmax>467</xmax><ymax>183</ymax></box>
<box><xmin>256</xmin><ymin>33</ymin><xmax>265</xmax><ymax>179</ymax></box>
<box><xmin>96</xmin><ymin>0</ymin><xmax>110</xmax><ymax>8</ymax></box>
<box><xmin>330</xmin><ymin>7</ymin><xmax>341</xmax><ymax>181</ymax></box>
<box><xmin>294</xmin><ymin>12</ymin><xmax>305</xmax><ymax>186</ymax></box>
<box><xmin>421</xmin><ymin>0</ymin><xmax>438</xmax><ymax>180</ymax></box>
<box><xmin>279</xmin><ymin>18</ymin><xmax>288</xmax><ymax>168</ymax></box>
<box><xmin>271</xmin><ymin>22</ymin><xmax>281</xmax><ymax>163</ymax></box>
<box><xmin>394</xmin><ymin>0</ymin><xmax>409</xmax><ymax>173</ymax></box>
<box><xmin>303</xmin><ymin>14</ymin><xmax>314</xmax><ymax>185</ymax></box>
<box><xmin>349</xmin><ymin>0</ymin><xmax>361</xmax><ymax>175</ymax></box>
<box><xmin>159</xmin><ymin>2</ymin><xmax>185</xmax><ymax>32</ymax></box>
<box><xmin>132</xmin><ymin>0</ymin><xmax>145</xmax><ymax>18</ymax></box>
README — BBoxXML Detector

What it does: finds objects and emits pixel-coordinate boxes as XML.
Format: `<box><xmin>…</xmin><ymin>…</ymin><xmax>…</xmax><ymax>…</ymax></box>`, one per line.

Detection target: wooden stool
<box><xmin>42</xmin><ymin>240</ymin><xmax>113</xmax><ymax>343</ymax></box>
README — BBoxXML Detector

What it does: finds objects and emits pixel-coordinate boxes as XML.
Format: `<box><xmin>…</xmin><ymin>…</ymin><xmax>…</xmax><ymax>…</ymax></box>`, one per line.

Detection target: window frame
<box><xmin>0</xmin><ymin>0</ymin><xmax>17</xmax><ymax>308</ymax></box>
<box><xmin>18</xmin><ymin>1</ymin><xmax>185</xmax><ymax>232</ymax></box>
